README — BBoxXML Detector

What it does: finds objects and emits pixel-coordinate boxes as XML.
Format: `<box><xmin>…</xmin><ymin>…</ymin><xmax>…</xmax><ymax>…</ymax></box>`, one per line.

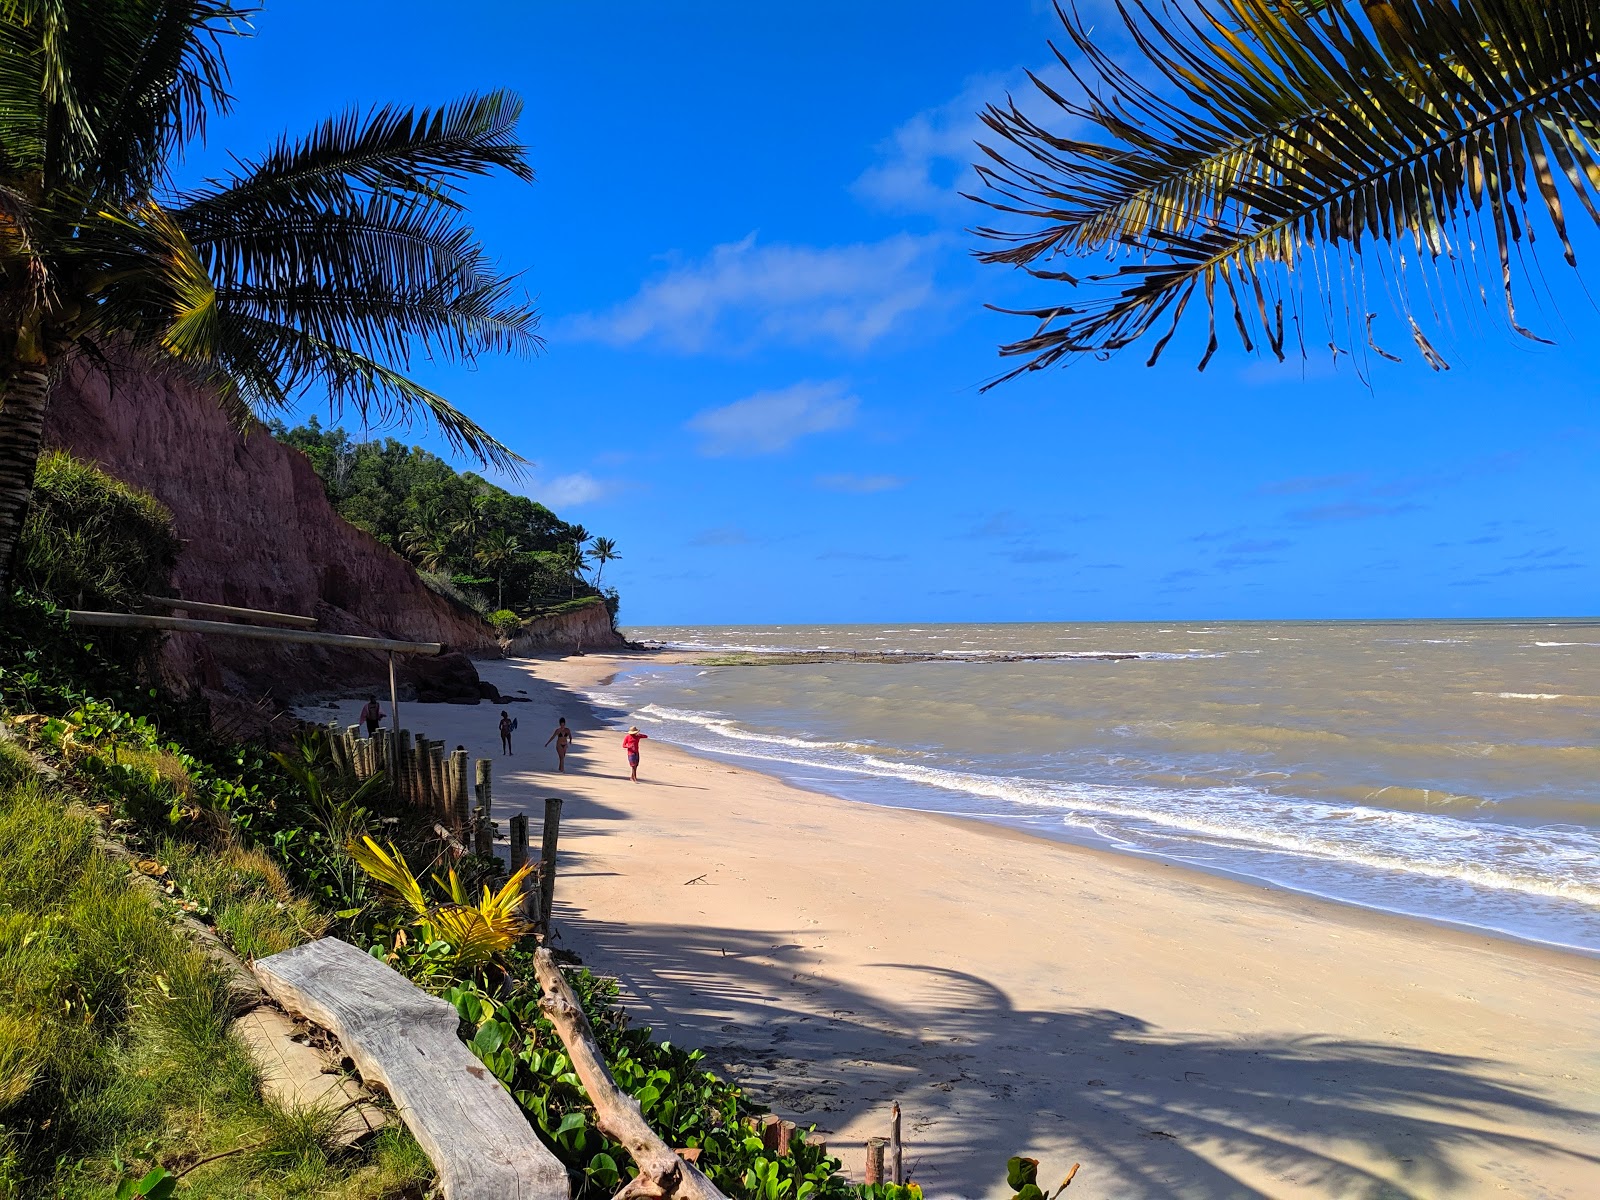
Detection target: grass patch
<box><xmin>156</xmin><ymin>840</ymin><xmax>329</xmax><ymax>960</ymax></box>
<box><xmin>0</xmin><ymin>769</ymin><xmax>429</xmax><ymax>1199</ymax></box>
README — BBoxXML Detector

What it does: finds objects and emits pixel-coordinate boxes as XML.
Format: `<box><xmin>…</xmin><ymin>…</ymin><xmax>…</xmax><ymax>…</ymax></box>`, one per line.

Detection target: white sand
<box><xmin>313</xmin><ymin>653</ymin><xmax>1600</xmax><ymax>1199</ymax></box>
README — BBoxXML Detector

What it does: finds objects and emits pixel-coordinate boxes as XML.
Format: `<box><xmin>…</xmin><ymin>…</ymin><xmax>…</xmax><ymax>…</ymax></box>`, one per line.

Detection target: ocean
<box><xmin>592</xmin><ymin>621</ymin><xmax>1600</xmax><ymax>954</ymax></box>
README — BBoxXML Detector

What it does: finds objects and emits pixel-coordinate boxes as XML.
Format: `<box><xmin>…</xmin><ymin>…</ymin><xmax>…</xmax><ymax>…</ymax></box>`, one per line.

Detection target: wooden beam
<box><xmin>255</xmin><ymin>937</ymin><xmax>570</xmax><ymax>1199</ymax></box>
<box><xmin>68</xmin><ymin>611</ymin><xmax>443</xmax><ymax>655</ymax></box>
<box><xmin>532</xmin><ymin>949</ymin><xmax>728</xmax><ymax>1200</ymax></box>
<box><xmin>144</xmin><ymin>594</ymin><xmax>318</xmax><ymax>628</ymax></box>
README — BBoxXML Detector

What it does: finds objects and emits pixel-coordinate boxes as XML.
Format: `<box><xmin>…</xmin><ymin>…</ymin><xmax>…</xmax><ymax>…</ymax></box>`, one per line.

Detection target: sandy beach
<box><xmin>316</xmin><ymin>652</ymin><xmax>1600</xmax><ymax>1199</ymax></box>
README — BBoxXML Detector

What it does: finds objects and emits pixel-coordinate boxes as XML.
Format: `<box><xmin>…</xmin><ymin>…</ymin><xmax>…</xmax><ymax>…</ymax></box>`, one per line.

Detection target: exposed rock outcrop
<box><xmin>504</xmin><ymin>598</ymin><xmax>625</xmax><ymax>655</ymax></box>
<box><xmin>42</xmin><ymin>357</ymin><xmax>499</xmax><ymax>713</ymax></box>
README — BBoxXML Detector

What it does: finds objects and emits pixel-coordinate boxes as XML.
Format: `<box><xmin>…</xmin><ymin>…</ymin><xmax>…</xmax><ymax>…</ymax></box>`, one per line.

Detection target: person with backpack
<box><xmin>359</xmin><ymin>696</ymin><xmax>385</xmax><ymax>736</ymax></box>
<box><xmin>499</xmin><ymin>710</ymin><xmax>517</xmax><ymax>755</ymax></box>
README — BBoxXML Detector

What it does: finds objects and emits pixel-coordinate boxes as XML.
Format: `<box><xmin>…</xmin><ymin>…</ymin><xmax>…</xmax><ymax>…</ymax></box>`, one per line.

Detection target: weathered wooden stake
<box><xmin>474</xmin><ymin>758</ymin><xmax>493</xmax><ymax>856</ymax></box>
<box><xmin>327</xmin><ymin>723</ymin><xmax>349</xmax><ymax>776</ymax></box>
<box><xmin>759</xmin><ymin>1115</ymin><xmax>781</xmax><ymax>1153</ymax></box>
<box><xmin>450</xmin><ymin>749</ymin><xmax>470</xmax><ymax>832</ymax></box>
<box><xmin>537</xmin><ymin>797</ymin><xmax>563</xmax><ymax>938</ymax></box>
<box><xmin>777</xmin><ymin>1120</ymin><xmax>796</xmax><ymax>1157</ymax></box>
<box><xmin>509</xmin><ymin>813</ymin><xmax>529</xmax><ymax>914</ymax></box>
<box><xmin>890</xmin><ymin>1102</ymin><xmax>902</xmax><ymax>1185</ymax></box>
<box><xmin>865</xmin><ymin>1138</ymin><xmax>886</xmax><ymax>1186</ymax></box>
<box><xmin>428</xmin><ymin>743</ymin><xmax>444</xmax><ymax>816</ymax></box>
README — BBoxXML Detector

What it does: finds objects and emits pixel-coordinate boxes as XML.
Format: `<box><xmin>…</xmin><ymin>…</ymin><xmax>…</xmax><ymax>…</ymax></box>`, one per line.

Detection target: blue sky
<box><xmin>185</xmin><ymin>1</ymin><xmax>1600</xmax><ymax>624</ymax></box>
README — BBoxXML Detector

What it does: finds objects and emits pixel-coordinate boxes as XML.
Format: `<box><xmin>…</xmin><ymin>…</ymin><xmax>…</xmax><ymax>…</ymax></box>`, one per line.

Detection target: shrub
<box><xmin>489</xmin><ymin>609</ymin><xmax>522</xmax><ymax>637</ymax></box>
<box><xmin>16</xmin><ymin>452</ymin><xmax>178</xmax><ymax>611</ymax></box>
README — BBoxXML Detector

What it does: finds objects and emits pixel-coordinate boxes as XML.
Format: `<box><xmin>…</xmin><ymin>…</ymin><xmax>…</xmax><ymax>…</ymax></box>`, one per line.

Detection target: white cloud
<box><xmin>815</xmin><ymin>473</ymin><xmax>907</xmax><ymax>493</ymax></box>
<box><xmin>688</xmin><ymin>380</ymin><xmax>858</xmax><ymax>457</ymax></box>
<box><xmin>854</xmin><ymin>65</ymin><xmax>1075</xmax><ymax>215</ymax></box>
<box><xmin>536</xmin><ymin>472</ymin><xmax>610</xmax><ymax>507</ymax></box>
<box><xmin>562</xmin><ymin>233</ymin><xmax>939</xmax><ymax>354</ymax></box>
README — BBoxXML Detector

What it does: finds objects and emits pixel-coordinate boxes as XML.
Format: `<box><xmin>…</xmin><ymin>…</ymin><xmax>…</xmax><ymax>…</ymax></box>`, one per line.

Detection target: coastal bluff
<box><xmin>41</xmin><ymin>356</ymin><xmax>503</xmax><ymax>714</ymax></box>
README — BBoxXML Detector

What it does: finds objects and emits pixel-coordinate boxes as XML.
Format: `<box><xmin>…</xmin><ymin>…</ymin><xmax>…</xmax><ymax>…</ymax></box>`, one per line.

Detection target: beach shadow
<box><xmin>554</xmin><ymin>915</ymin><xmax>1599</xmax><ymax>1199</ymax></box>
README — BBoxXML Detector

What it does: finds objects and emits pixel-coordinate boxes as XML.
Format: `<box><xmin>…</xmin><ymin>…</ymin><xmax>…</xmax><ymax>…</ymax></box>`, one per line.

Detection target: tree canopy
<box><xmin>276</xmin><ymin>419</ymin><xmax>613</xmax><ymax>618</ymax></box>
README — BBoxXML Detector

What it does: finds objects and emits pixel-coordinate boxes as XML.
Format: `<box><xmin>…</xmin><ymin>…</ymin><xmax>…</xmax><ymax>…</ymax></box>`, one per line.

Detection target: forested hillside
<box><xmin>274</xmin><ymin>420</ymin><xmax>619</xmax><ymax>624</ymax></box>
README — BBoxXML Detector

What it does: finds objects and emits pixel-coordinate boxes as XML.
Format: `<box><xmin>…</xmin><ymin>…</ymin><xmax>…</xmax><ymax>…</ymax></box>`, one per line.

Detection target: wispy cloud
<box><xmin>1260</xmin><ymin>473</ymin><xmax>1365</xmax><ymax>496</ymax></box>
<box><xmin>817</xmin><ymin>550</ymin><xmax>908</xmax><ymax>562</ymax></box>
<box><xmin>562</xmin><ymin>233</ymin><xmax>940</xmax><ymax>353</ymax></box>
<box><xmin>688</xmin><ymin>380</ymin><xmax>859</xmax><ymax>456</ymax></box>
<box><xmin>534</xmin><ymin>472</ymin><xmax>612</xmax><ymax>507</ymax></box>
<box><xmin>1224</xmin><ymin>538</ymin><xmax>1292</xmax><ymax>554</ymax></box>
<box><xmin>1003</xmin><ymin>548</ymin><xmax>1076</xmax><ymax>564</ymax></box>
<box><xmin>853</xmin><ymin>66</ymin><xmax>1072</xmax><ymax>215</ymax></box>
<box><xmin>1289</xmin><ymin>501</ymin><xmax>1424</xmax><ymax>522</ymax></box>
<box><xmin>815</xmin><ymin>473</ymin><xmax>908</xmax><ymax>493</ymax></box>
<box><xmin>689</xmin><ymin>526</ymin><xmax>753</xmax><ymax>548</ymax></box>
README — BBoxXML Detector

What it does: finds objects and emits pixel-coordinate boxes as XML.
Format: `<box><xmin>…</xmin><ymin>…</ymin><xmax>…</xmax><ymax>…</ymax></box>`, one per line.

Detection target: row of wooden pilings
<box><xmin>328</xmin><ymin>722</ymin><xmax>563</xmax><ymax>927</ymax></box>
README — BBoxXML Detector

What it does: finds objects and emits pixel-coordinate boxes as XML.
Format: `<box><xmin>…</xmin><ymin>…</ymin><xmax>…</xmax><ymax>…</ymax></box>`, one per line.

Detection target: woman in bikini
<box><xmin>544</xmin><ymin>716</ymin><xmax>574</xmax><ymax>772</ymax></box>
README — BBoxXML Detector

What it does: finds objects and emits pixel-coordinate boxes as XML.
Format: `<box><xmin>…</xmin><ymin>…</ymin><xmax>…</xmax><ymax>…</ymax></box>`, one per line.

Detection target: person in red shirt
<box><xmin>622</xmin><ymin>725</ymin><xmax>648</xmax><ymax>782</ymax></box>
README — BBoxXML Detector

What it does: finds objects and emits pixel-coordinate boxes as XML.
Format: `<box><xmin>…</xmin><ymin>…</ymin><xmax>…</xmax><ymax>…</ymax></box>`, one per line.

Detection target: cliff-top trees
<box><xmin>972</xmin><ymin>0</ymin><xmax>1600</xmax><ymax>378</ymax></box>
<box><xmin>0</xmin><ymin>0</ymin><xmax>539</xmax><ymax>589</ymax></box>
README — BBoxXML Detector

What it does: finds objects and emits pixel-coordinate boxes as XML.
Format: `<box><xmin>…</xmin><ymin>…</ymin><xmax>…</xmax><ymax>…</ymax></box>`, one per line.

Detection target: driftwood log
<box><xmin>256</xmin><ymin>937</ymin><xmax>569</xmax><ymax>1199</ymax></box>
<box><xmin>532</xmin><ymin>948</ymin><xmax>728</xmax><ymax>1200</ymax></box>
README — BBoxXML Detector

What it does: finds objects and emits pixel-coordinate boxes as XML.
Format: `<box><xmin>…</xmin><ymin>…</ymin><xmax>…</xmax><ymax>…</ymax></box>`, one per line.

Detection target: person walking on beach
<box><xmin>622</xmin><ymin>725</ymin><xmax>648</xmax><ymax>782</ymax></box>
<box><xmin>545</xmin><ymin>717</ymin><xmax>574</xmax><ymax>772</ymax></box>
<box><xmin>359</xmin><ymin>696</ymin><xmax>385</xmax><ymax>736</ymax></box>
<box><xmin>499</xmin><ymin>710</ymin><xmax>517</xmax><ymax>755</ymax></box>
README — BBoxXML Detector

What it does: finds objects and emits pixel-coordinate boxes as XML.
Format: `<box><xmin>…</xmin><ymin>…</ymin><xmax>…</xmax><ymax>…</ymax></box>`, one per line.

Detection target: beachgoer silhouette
<box><xmin>545</xmin><ymin>717</ymin><xmax>574</xmax><ymax>772</ymax></box>
<box><xmin>499</xmin><ymin>710</ymin><xmax>516</xmax><ymax>755</ymax></box>
<box><xmin>359</xmin><ymin>695</ymin><xmax>384</xmax><ymax>736</ymax></box>
<box><xmin>622</xmin><ymin>725</ymin><xmax>648</xmax><ymax>783</ymax></box>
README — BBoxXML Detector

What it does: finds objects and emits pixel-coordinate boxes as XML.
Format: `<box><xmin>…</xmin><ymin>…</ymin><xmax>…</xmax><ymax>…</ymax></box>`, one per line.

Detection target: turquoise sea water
<box><xmin>596</xmin><ymin>620</ymin><xmax>1600</xmax><ymax>953</ymax></box>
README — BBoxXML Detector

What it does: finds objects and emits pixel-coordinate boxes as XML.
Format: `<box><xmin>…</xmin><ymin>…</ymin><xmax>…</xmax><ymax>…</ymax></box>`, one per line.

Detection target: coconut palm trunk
<box><xmin>0</xmin><ymin>369</ymin><xmax>53</xmax><ymax>579</ymax></box>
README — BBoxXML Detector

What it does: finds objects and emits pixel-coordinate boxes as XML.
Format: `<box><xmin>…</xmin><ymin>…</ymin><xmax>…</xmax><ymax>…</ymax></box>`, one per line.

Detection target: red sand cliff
<box><xmin>42</xmin><ymin>358</ymin><xmax>503</xmax><ymax>712</ymax></box>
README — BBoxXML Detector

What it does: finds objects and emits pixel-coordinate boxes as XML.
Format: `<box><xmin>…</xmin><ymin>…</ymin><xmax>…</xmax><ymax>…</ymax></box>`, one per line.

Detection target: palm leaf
<box><xmin>971</xmin><ymin>0</ymin><xmax>1600</xmax><ymax>379</ymax></box>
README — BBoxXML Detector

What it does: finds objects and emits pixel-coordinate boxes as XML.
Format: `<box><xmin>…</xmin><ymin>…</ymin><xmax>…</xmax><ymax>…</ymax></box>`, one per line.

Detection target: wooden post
<box><xmin>759</xmin><ymin>1115</ymin><xmax>781</xmax><ymax>1153</ymax></box>
<box><xmin>778</xmin><ymin>1120</ymin><xmax>796</xmax><ymax>1157</ymax></box>
<box><xmin>865</xmin><ymin>1139</ymin><xmax>886</xmax><ymax>1186</ymax></box>
<box><xmin>890</xmin><ymin>1102</ymin><xmax>902</xmax><ymax>1184</ymax></box>
<box><xmin>345</xmin><ymin>725</ymin><xmax>361</xmax><ymax>778</ymax></box>
<box><xmin>537</xmin><ymin>797</ymin><xmax>563</xmax><ymax>937</ymax></box>
<box><xmin>428</xmin><ymin>743</ymin><xmax>444</xmax><ymax>816</ymax></box>
<box><xmin>373</xmin><ymin>727</ymin><xmax>388</xmax><ymax>780</ymax></box>
<box><xmin>474</xmin><ymin>758</ymin><xmax>493</xmax><ymax>856</ymax></box>
<box><xmin>388</xmin><ymin>651</ymin><xmax>400</xmax><ymax>741</ymax></box>
<box><xmin>450</xmin><ymin>749</ymin><xmax>470</xmax><ymax>833</ymax></box>
<box><xmin>327</xmin><ymin>723</ymin><xmax>349</xmax><ymax>776</ymax></box>
<box><xmin>509</xmin><ymin>813</ymin><xmax>529</xmax><ymax>913</ymax></box>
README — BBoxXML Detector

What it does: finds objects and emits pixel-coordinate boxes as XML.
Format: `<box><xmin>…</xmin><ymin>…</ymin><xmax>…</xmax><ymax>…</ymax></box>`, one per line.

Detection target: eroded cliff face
<box><xmin>505</xmin><ymin>599</ymin><xmax>625</xmax><ymax>655</ymax></box>
<box><xmin>42</xmin><ymin>357</ymin><xmax>499</xmax><ymax>711</ymax></box>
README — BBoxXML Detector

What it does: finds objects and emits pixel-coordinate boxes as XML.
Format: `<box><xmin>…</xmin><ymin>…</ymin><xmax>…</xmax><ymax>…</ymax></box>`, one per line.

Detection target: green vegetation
<box><xmin>0</xmin><ymin>751</ymin><xmax>430</xmax><ymax>1199</ymax></box>
<box><xmin>275</xmin><ymin>419</ymin><xmax>620</xmax><ymax>621</ymax></box>
<box><xmin>0</xmin><ymin>0</ymin><xmax>538</xmax><ymax>593</ymax></box>
<box><xmin>975</xmin><ymin>0</ymin><xmax>1600</xmax><ymax>376</ymax></box>
<box><xmin>16</xmin><ymin>453</ymin><xmax>180</xmax><ymax>612</ymax></box>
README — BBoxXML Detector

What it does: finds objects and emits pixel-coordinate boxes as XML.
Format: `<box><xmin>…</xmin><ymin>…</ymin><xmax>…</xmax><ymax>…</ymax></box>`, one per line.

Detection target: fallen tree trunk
<box><xmin>532</xmin><ymin>949</ymin><xmax>729</xmax><ymax>1200</ymax></box>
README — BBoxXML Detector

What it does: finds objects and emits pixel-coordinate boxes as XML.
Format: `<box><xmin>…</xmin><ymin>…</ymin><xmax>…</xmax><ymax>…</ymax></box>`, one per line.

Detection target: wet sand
<box><xmin>312</xmin><ymin>652</ymin><xmax>1600</xmax><ymax>1199</ymax></box>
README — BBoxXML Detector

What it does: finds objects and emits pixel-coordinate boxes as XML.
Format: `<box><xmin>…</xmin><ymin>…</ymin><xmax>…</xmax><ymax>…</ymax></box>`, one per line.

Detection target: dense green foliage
<box><xmin>447</xmin><ymin>970</ymin><xmax>854</xmax><ymax>1199</ymax></box>
<box><xmin>16</xmin><ymin>453</ymin><xmax>179</xmax><ymax>611</ymax></box>
<box><xmin>274</xmin><ymin>419</ymin><xmax>619</xmax><ymax>620</ymax></box>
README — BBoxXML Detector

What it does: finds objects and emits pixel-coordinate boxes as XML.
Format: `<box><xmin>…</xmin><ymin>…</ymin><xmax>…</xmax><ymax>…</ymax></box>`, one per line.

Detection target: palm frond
<box><xmin>178</xmin><ymin>89</ymin><xmax>533</xmax><ymax>225</ymax></box>
<box><xmin>972</xmin><ymin>0</ymin><xmax>1600</xmax><ymax>379</ymax></box>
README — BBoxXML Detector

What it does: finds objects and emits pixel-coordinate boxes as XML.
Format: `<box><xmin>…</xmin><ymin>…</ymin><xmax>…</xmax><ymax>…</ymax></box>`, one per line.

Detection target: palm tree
<box><xmin>558</xmin><ymin>539</ymin><xmax>590</xmax><ymax>599</ymax></box>
<box><xmin>399</xmin><ymin>528</ymin><xmax>452</xmax><ymax>573</ymax></box>
<box><xmin>589</xmin><ymin>536</ymin><xmax>619</xmax><ymax>588</ymax></box>
<box><xmin>474</xmin><ymin>528</ymin><xmax>520</xmax><ymax>610</ymax></box>
<box><xmin>0</xmin><ymin>1</ymin><xmax>539</xmax><ymax>588</ymax></box>
<box><xmin>452</xmin><ymin>492</ymin><xmax>494</xmax><ymax>548</ymax></box>
<box><xmin>971</xmin><ymin>1</ymin><xmax>1600</xmax><ymax>379</ymax></box>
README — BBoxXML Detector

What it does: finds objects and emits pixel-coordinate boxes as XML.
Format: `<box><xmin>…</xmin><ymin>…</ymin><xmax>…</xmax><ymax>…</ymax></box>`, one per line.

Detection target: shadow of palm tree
<box><xmin>555</xmin><ymin>915</ymin><xmax>1598</xmax><ymax>1199</ymax></box>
